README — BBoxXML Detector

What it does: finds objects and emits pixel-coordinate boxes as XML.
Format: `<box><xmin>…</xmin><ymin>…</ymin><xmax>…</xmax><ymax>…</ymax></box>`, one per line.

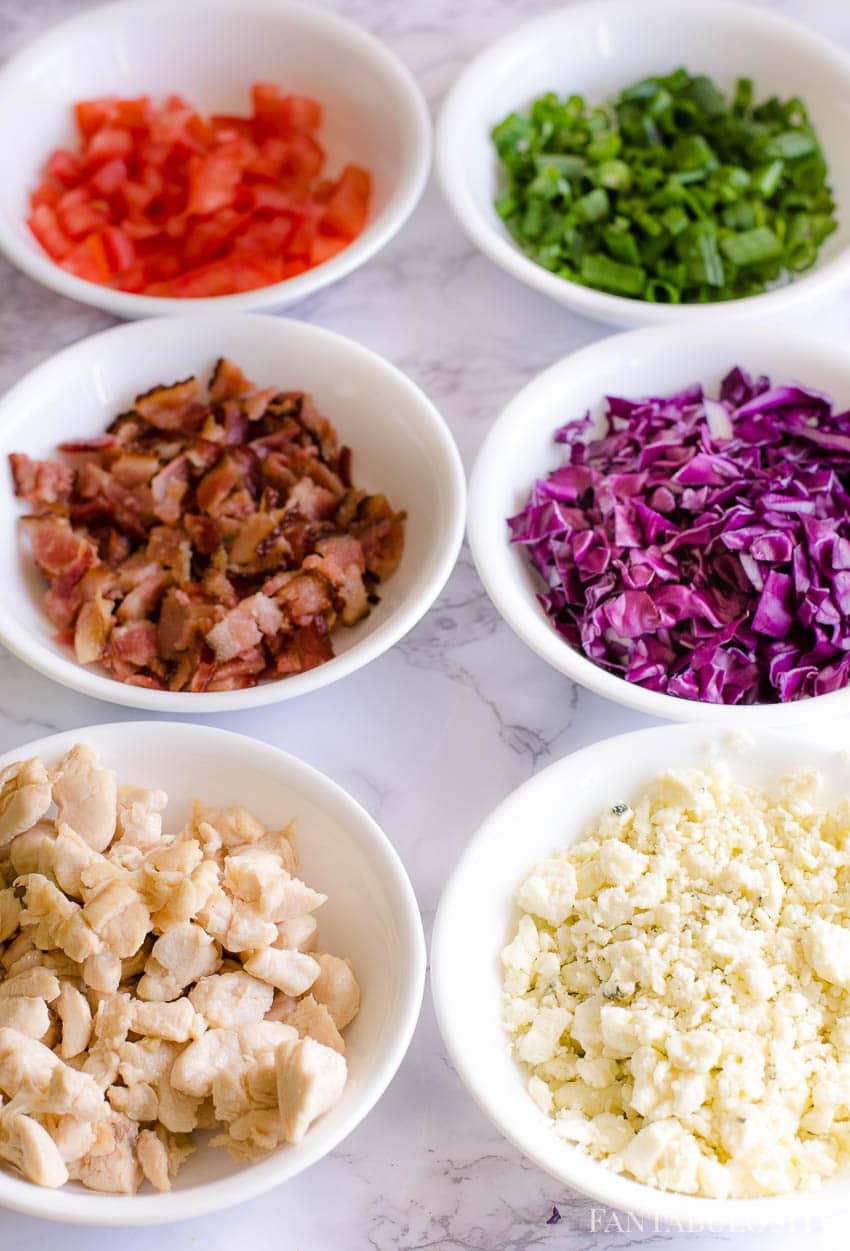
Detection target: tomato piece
<box><xmin>60</xmin><ymin>233</ymin><xmax>111</xmax><ymax>282</ymax></box>
<box><xmin>114</xmin><ymin>96</ymin><xmax>151</xmax><ymax>129</ymax></box>
<box><xmin>183</xmin><ymin>208</ymin><xmax>249</xmax><ymax>264</ymax></box>
<box><xmin>74</xmin><ymin>97</ymin><xmax>118</xmax><ymax>139</ymax></box>
<box><xmin>89</xmin><ymin>157</ymin><xmax>128</xmax><ymax>197</ymax></box>
<box><xmin>58</xmin><ymin>198</ymin><xmax>110</xmax><ymax>241</ymax></box>
<box><xmin>31</xmin><ymin>179</ymin><xmax>62</xmax><ymax>209</ymax></box>
<box><xmin>210</xmin><ymin>114</ymin><xmax>254</xmax><ymax>142</ymax></box>
<box><xmin>321</xmin><ymin>165</ymin><xmax>371</xmax><ymax>239</ymax></box>
<box><xmin>101</xmin><ymin>225</ymin><xmax>136</xmax><ymax>274</ymax></box>
<box><xmin>148</xmin><ymin>256</ymin><xmax>279</xmax><ymax>297</ymax></box>
<box><xmin>185</xmin><ymin>148</ymin><xmax>243</xmax><ymax>216</ymax></box>
<box><xmin>232</xmin><ymin>214</ymin><xmax>297</xmax><ymax>256</ymax></box>
<box><xmin>28</xmin><ymin>204</ymin><xmax>72</xmax><ymax>259</ymax></box>
<box><xmin>279</xmin><ymin>95</ymin><xmax>323</xmax><ymax>131</ymax></box>
<box><xmin>309</xmin><ymin>232</ymin><xmax>348</xmax><ymax>266</ymax></box>
<box><xmin>85</xmin><ymin>126</ymin><xmax>133</xmax><ymax>167</ymax></box>
<box><xmin>280</xmin><ymin>134</ymin><xmax>325</xmax><ymax>182</ymax></box>
<box><xmin>46</xmin><ymin>149</ymin><xmax>82</xmax><ymax>189</ymax></box>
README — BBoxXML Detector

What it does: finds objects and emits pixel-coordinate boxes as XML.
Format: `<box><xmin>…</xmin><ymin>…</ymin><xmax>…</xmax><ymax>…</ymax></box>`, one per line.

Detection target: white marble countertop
<box><xmin>1</xmin><ymin>0</ymin><xmax>850</xmax><ymax>1246</ymax></box>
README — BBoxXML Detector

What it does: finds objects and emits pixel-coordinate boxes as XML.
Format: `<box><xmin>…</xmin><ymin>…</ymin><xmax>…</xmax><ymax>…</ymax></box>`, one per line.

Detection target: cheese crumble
<box><xmin>502</xmin><ymin>764</ymin><xmax>850</xmax><ymax>1198</ymax></box>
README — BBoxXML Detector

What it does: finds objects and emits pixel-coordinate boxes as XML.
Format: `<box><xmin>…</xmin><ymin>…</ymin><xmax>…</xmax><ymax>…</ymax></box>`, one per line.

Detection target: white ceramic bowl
<box><xmin>0</xmin><ymin>0</ymin><xmax>430</xmax><ymax>318</ymax></box>
<box><xmin>0</xmin><ymin>312</ymin><xmax>465</xmax><ymax>711</ymax></box>
<box><xmin>0</xmin><ymin>720</ymin><xmax>425</xmax><ymax>1224</ymax></box>
<box><xmin>437</xmin><ymin>0</ymin><xmax>850</xmax><ymax>328</ymax></box>
<box><xmin>431</xmin><ymin>722</ymin><xmax>850</xmax><ymax>1228</ymax></box>
<box><xmin>469</xmin><ymin>322</ymin><xmax>850</xmax><ymax>726</ymax></box>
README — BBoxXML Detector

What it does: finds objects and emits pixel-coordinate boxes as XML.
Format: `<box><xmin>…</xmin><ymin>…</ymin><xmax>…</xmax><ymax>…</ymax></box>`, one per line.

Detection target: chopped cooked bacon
<box><xmin>11</xmin><ymin>360</ymin><xmax>403</xmax><ymax>692</ymax></box>
<box><xmin>304</xmin><ymin>534</ymin><xmax>368</xmax><ymax>626</ymax></box>
<box><xmin>209</xmin><ymin>357</ymin><xmax>255</xmax><ymax>402</ymax></box>
<box><xmin>206</xmin><ymin>592</ymin><xmax>283</xmax><ymax>662</ymax></box>
<box><xmin>21</xmin><ymin>516</ymin><xmax>97</xmax><ymax>579</ymax></box>
<box><xmin>274</xmin><ymin>620</ymin><xmax>334</xmax><ymax>674</ymax></box>
<box><xmin>9</xmin><ymin>452</ymin><xmax>72</xmax><ymax>504</ymax></box>
<box><xmin>134</xmin><ymin>377</ymin><xmax>200</xmax><ymax>429</ymax></box>
<box><xmin>110</xmin><ymin>619</ymin><xmax>159</xmax><ymax>668</ymax></box>
<box><xmin>276</xmin><ymin>571</ymin><xmax>333</xmax><ymax>626</ymax></box>
<box><xmin>150</xmin><ymin>453</ymin><xmax>189</xmax><ymax>524</ymax></box>
<box><xmin>74</xmin><ymin>594</ymin><xmax>114</xmax><ymax>664</ymax></box>
<box><xmin>286</xmin><ymin>476</ymin><xmax>339</xmax><ymax>521</ymax></box>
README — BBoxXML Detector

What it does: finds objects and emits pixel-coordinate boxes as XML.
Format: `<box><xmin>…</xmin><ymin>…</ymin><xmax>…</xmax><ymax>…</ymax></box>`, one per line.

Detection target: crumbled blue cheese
<box><xmin>502</xmin><ymin>764</ymin><xmax>850</xmax><ymax>1198</ymax></box>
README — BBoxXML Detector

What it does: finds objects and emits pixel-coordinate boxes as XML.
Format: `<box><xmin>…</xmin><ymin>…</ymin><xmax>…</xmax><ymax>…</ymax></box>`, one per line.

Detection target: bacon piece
<box><xmin>44</xmin><ymin>574</ymin><xmax>85</xmax><ymax>630</ymax></box>
<box><xmin>205</xmin><ymin>592</ymin><xmax>282</xmax><ymax>662</ymax></box>
<box><xmin>57</xmin><ymin>435</ymin><xmax>117</xmax><ymax>453</ymax></box>
<box><xmin>274</xmin><ymin>621</ymin><xmax>333</xmax><ymax>674</ymax></box>
<box><xmin>157</xmin><ymin>588</ymin><xmax>220</xmax><ymax>659</ymax></box>
<box><xmin>21</xmin><ymin>516</ymin><xmax>97</xmax><ymax>579</ymax></box>
<box><xmin>352</xmin><ymin>495</ymin><xmax>405</xmax><ymax>580</ymax></box>
<box><xmin>183</xmin><ymin>513</ymin><xmax>220</xmax><ymax>555</ymax></box>
<box><xmin>9</xmin><ymin>453</ymin><xmax>73</xmax><ymax>505</ymax></box>
<box><xmin>286</xmin><ymin>477</ymin><xmax>338</xmax><ymax>521</ymax></box>
<box><xmin>117</xmin><ymin>571</ymin><xmax>170</xmax><ymax>622</ymax></box>
<box><xmin>304</xmin><ymin>534</ymin><xmax>368</xmax><ymax>626</ymax></box>
<box><xmin>110</xmin><ymin>453</ymin><xmax>161</xmax><ymax>488</ymax></box>
<box><xmin>110</xmin><ymin>620</ymin><xmax>159</xmax><ymax>668</ymax></box>
<box><xmin>241</xmin><ymin>387</ymin><xmax>277</xmax><ymax>424</ymax></box>
<box><xmin>147</xmin><ymin>526</ymin><xmax>192</xmax><ymax>585</ymax></box>
<box><xmin>123</xmin><ymin>673</ymin><xmax>167</xmax><ymax>690</ymax></box>
<box><xmin>209</xmin><ymin>357</ymin><xmax>254</xmax><ymax>402</ymax></box>
<box><xmin>276</xmin><ymin>571</ymin><xmax>332</xmax><ymax>626</ymax></box>
<box><xmin>196</xmin><ymin>453</ymin><xmax>242</xmax><ymax>515</ymax></box>
<box><xmin>74</xmin><ymin>594</ymin><xmax>114</xmax><ymax>664</ymax></box>
<box><xmin>134</xmin><ymin>377</ymin><xmax>200</xmax><ymax>430</ymax></box>
<box><xmin>205</xmin><ymin>646</ymin><xmax>266</xmax><ymax>691</ymax></box>
<box><xmin>151</xmin><ymin>454</ymin><xmax>189</xmax><ymax>524</ymax></box>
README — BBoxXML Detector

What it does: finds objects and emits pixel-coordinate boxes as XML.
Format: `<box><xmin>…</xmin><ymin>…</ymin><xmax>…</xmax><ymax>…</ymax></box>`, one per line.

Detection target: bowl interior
<box><xmin>469</xmin><ymin>324</ymin><xmax>850</xmax><ymax>724</ymax></box>
<box><xmin>0</xmin><ymin>721</ymin><xmax>424</xmax><ymax>1222</ymax></box>
<box><xmin>0</xmin><ymin>0</ymin><xmax>416</xmax><ymax>263</ymax></box>
<box><xmin>446</xmin><ymin>0</ymin><xmax>850</xmax><ymax>293</ymax></box>
<box><xmin>432</xmin><ymin>723</ymin><xmax>850</xmax><ymax>1225</ymax></box>
<box><xmin>0</xmin><ymin>313</ymin><xmax>462</xmax><ymax>709</ymax></box>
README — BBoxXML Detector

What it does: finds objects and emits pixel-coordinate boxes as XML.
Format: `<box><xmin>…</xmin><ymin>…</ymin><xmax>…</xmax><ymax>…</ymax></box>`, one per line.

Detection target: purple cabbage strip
<box><xmin>509</xmin><ymin>368</ymin><xmax>850</xmax><ymax>705</ymax></box>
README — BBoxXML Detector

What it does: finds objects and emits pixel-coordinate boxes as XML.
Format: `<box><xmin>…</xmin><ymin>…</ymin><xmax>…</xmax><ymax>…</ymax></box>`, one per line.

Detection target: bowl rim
<box><xmin>467</xmin><ymin>321</ymin><xmax>850</xmax><ymax>725</ymax></box>
<box><xmin>0</xmin><ymin>0</ymin><xmax>432</xmax><ymax>318</ymax></box>
<box><xmin>431</xmin><ymin>721</ymin><xmax>850</xmax><ymax>1227</ymax></box>
<box><xmin>436</xmin><ymin>0</ymin><xmax>850</xmax><ymax>327</ymax></box>
<box><xmin>0</xmin><ymin>719</ymin><xmax>427</xmax><ymax>1225</ymax></box>
<box><xmin>0</xmin><ymin>311</ymin><xmax>467</xmax><ymax>712</ymax></box>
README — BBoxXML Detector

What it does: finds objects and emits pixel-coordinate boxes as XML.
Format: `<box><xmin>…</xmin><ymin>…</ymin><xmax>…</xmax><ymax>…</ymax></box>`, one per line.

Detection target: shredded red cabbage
<box><xmin>509</xmin><ymin>368</ymin><xmax>850</xmax><ymax>704</ymax></box>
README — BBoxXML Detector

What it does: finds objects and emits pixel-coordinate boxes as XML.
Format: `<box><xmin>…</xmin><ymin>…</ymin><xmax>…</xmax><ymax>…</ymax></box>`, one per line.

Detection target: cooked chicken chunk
<box><xmin>188</xmin><ymin>971</ymin><xmax>273</xmax><ymax>1028</ymax></box>
<box><xmin>275</xmin><ymin>1036</ymin><xmax>347</xmax><ymax>1144</ymax></box>
<box><xmin>0</xmin><ymin>758</ymin><xmax>51</xmax><ymax>848</ymax></box>
<box><xmin>0</xmin><ymin>996</ymin><xmax>50</xmax><ymax>1038</ymax></box>
<box><xmin>242</xmin><ymin>947</ymin><xmax>320</xmax><ymax>996</ymax></box>
<box><xmin>56</xmin><ymin>983</ymin><xmax>93</xmax><ymax>1059</ymax></box>
<box><xmin>285</xmin><ymin>995</ymin><xmax>345</xmax><ymax>1054</ymax></box>
<box><xmin>310</xmin><ymin>955</ymin><xmax>360</xmax><ymax>1029</ymax></box>
<box><xmin>70</xmin><ymin>1112</ymin><xmax>140</xmax><ymax>1194</ymax></box>
<box><xmin>51</xmin><ymin>745</ymin><xmax>117</xmax><ymax>853</ymax></box>
<box><xmin>0</xmin><ymin>1110</ymin><xmax>68</xmax><ymax>1188</ymax></box>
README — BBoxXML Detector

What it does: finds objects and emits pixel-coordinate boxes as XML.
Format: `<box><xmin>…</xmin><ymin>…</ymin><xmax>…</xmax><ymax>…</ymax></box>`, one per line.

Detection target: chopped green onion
<box><xmin>491</xmin><ymin>68</ymin><xmax>836</xmax><ymax>304</ymax></box>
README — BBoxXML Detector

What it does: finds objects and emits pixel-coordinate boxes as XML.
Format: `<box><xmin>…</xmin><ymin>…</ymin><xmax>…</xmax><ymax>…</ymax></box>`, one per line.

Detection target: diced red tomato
<box><xmin>74</xmin><ymin>97</ymin><xmax>117</xmax><ymax>139</ymax></box>
<box><xmin>322</xmin><ymin>165</ymin><xmax>371</xmax><ymax>239</ymax></box>
<box><xmin>60</xmin><ymin>233</ymin><xmax>111</xmax><ymax>282</ymax></box>
<box><xmin>28</xmin><ymin>204</ymin><xmax>71</xmax><ymax>259</ymax></box>
<box><xmin>46</xmin><ymin>149</ymin><xmax>82</xmax><ymax>188</ymax></box>
<box><xmin>101</xmin><ymin>226</ymin><xmax>136</xmax><ymax>274</ymax></box>
<box><xmin>29</xmin><ymin>84</ymin><xmax>370</xmax><ymax>297</ymax></box>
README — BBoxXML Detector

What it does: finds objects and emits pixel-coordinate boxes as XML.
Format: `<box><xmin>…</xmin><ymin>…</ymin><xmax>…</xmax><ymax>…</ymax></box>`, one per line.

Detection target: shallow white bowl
<box><xmin>432</xmin><ymin>722</ymin><xmax>850</xmax><ymax>1228</ymax></box>
<box><xmin>0</xmin><ymin>312</ymin><xmax>465</xmax><ymax>712</ymax></box>
<box><xmin>469</xmin><ymin>323</ymin><xmax>850</xmax><ymax>726</ymax></box>
<box><xmin>0</xmin><ymin>720</ymin><xmax>425</xmax><ymax>1224</ymax></box>
<box><xmin>0</xmin><ymin>0</ymin><xmax>430</xmax><ymax>318</ymax></box>
<box><xmin>437</xmin><ymin>0</ymin><xmax>850</xmax><ymax>328</ymax></box>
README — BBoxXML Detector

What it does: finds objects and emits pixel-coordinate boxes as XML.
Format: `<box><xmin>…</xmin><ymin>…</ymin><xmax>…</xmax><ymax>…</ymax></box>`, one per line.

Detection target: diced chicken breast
<box><xmin>71</xmin><ymin>1112</ymin><xmax>140</xmax><ymax>1194</ymax></box>
<box><xmin>275</xmin><ymin>1036</ymin><xmax>347</xmax><ymax>1144</ymax></box>
<box><xmin>310</xmin><ymin>955</ymin><xmax>360</xmax><ymax>1029</ymax></box>
<box><xmin>188</xmin><ymin>971</ymin><xmax>273</xmax><ymax>1029</ymax></box>
<box><xmin>0</xmin><ymin>1112</ymin><xmax>69</xmax><ymax>1188</ymax></box>
<box><xmin>170</xmin><ymin>1028</ymin><xmax>241</xmax><ymax>1099</ymax></box>
<box><xmin>242</xmin><ymin>948</ymin><xmax>320</xmax><ymax>996</ymax></box>
<box><xmin>275</xmin><ymin>914</ymin><xmax>318</xmax><ymax>953</ymax></box>
<box><xmin>0</xmin><ymin>758</ymin><xmax>52</xmax><ymax>848</ymax></box>
<box><xmin>285</xmin><ymin>995</ymin><xmax>345</xmax><ymax>1054</ymax></box>
<box><xmin>51</xmin><ymin>745</ymin><xmax>118</xmax><ymax>853</ymax></box>
<box><xmin>0</xmin><ymin>996</ymin><xmax>50</xmax><ymax>1039</ymax></box>
<box><xmin>56</xmin><ymin>983</ymin><xmax>93</xmax><ymax>1059</ymax></box>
